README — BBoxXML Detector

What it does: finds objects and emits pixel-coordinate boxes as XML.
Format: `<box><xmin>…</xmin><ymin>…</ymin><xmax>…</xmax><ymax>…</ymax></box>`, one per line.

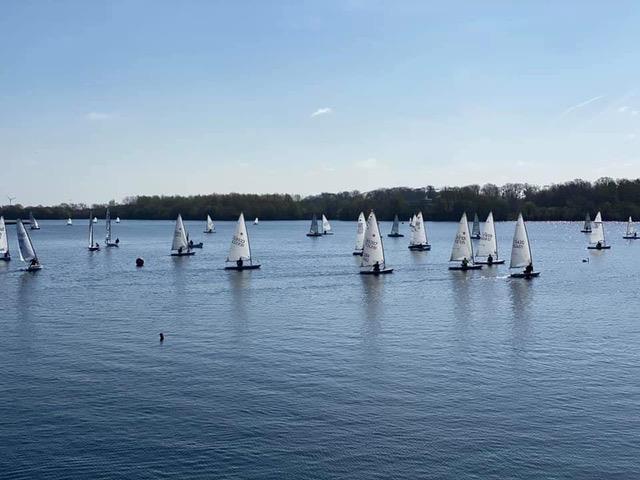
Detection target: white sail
<box><xmin>626</xmin><ymin>216</ymin><xmax>635</xmax><ymax>236</ymax></box>
<box><xmin>93</xmin><ymin>217</ymin><xmax>98</xmax><ymax>223</ymax></box>
<box><xmin>105</xmin><ymin>208</ymin><xmax>112</xmax><ymax>243</ymax></box>
<box><xmin>205</xmin><ymin>214</ymin><xmax>215</xmax><ymax>233</ymax></box>
<box><xmin>171</xmin><ymin>214</ymin><xmax>190</xmax><ymax>252</ymax></box>
<box><xmin>254</xmin><ymin>217</ymin><xmax>259</xmax><ymax>225</ymax></box>
<box><xmin>0</xmin><ymin>216</ymin><xmax>8</xmax><ymax>256</ymax></box>
<box><xmin>361</xmin><ymin>211</ymin><xmax>386</xmax><ymax>268</ymax></box>
<box><xmin>227</xmin><ymin>213</ymin><xmax>251</xmax><ymax>262</ymax></box>
<box><xmin>510</xmin><ymin>213</ymin><xmax>532</xmax><ymax>268</ymax></box>
<box><xmin>29</xmin><ymin>212</ymin><xmax>39</xmax><ymax>229</ymax></box>
<box><xmin>450</xmin><ymin>213</ymin><xmax>474</xmax><ymax>262</ymax></box>
<box><xmin>583</xmin><ymin>213</ymin><xmax>591</xmax><ymax>231</ymax></box>
<box><xmin>309</xmin><ymin>214</ymin><xmax>320</xmax><ymax>235</ymax></box>
<box><xmin>410</xmin><ymin>212</ymin><xmax>428</xmax><ymax>246</ymax></box>
<box><xmin>589</xmin><ymin>211</ymin><xmax>606</xmax><ymax>245</ymax></box>
<box><xmin>471</xmin><ymin>213</ymin><xmax>481</xmax><ymax>237</ymax></box>
<box><xmin>66</xmin><ymin>218</ymin><xmax>72</xmax><ymax>225</ymax></box>
<box><xmin>409</xmin><ymin>214</ymin><xmax>416</xmax><ymax>228</ymax></box>
<box><xmin>476</xmin><ymin>211</ymin><xmax>498</xmax><ymax>259</ymax></box>
<box><xmin>17</xmin><ymin>219</ymin><xmax>37</xmax><ymax>263</ymax></box>
<box><xmin>88</xmin><ymin>213</ymin><xmax>96</xmax><ymax>248</ymax></box>
<box><xmin>116</xmin><ymin>217</ymin><xmax>120</xmax><ymax>223</ymax></box>
<box><xmin>390</xmin><ymin>214</ymin><xmax>400</xmax><ymax>235</ymax></box>
<box><xmin>354</xmin><ymin>212</ymin><xmax>366</xmax><ymax>251</ymax></box>
<box><xmin>322</xmin><ymin>214</ymin><xmax>332</xmax><ymax>233</ymax></box>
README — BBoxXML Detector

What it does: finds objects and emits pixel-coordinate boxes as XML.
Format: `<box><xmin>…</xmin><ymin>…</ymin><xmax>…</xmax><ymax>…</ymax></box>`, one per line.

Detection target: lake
<box><xmin>1</xmin><ymin>219</ymin><xmax>639</xmax><ymax>479</ymax></box>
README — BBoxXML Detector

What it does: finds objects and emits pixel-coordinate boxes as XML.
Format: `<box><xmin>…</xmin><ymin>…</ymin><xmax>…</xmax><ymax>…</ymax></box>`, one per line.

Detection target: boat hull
<box><xmin>510</xmin><ymin>271</ymin><xmax>540</xmax><ymax>279</ymax></box>
<box><xmin>25</xmin><ymin>265</ymin><xmax>42</xmax><ymax>272</ymax></box>
<box><xmin>474</xmin><ymin>259</ymin><xmax>506</xmax><ymax>265</ymax></box>
<box><xmin>106</xmin><ymin>242</ymin><xmax>119</xmax><ymax>248</ymax></box>
<box><xmin>360</xmin><ymin>268</ymin><xmax>393</xmax><ymax>275</ymax></box>
<box><xmin>306</xmin><ymin>233</ymin><xmax>322</xmax><ymax>237</ymax></box>
<box><xmin>225</xmin><ymin>264</ymin><xmax>261</xmax><ymax>270</ymax></box>
<box><xmin>171</xmin><ymin>251</ymin><xmax>195</xmax><ymax>256</ymax></box>
<box><xmin>471</xmin><ymin>235</ymin><xmax>480</xmax><ymax>239</ymax></box>
<box><xmin>30</xmin><ymin>227</ymin><xmax>41</xmax><ymax>231</ymax></box>
<box><xmin>88</xmin><ymin>247</ymin><xmax>100</xmax><ymax>251</ymax></box>
<box><xmin>0</xmin><ymin>256</ymin><xmax>11</xmax><ymax>262</ymax></box>
<box><xmin>188</xmin><ymin>243</ymin><xmax>203</xmax><ymax>249</ymax></box>
<box><xmin>623</xmin><ymin>235</ymin><xmax>639</xmax><ymax>239</ymax></box>
<box><xmin>408</xmin><ymin>244</ymin><xmax>431</xmax><ymax>251</ymax></box>
<box><xmin>203</xmin><ymin>231</ymin><xmax>215</xmax><ymax>234</ymax></box>
<box><xmin>580</xmin><ymin>230</ymin><xmax>591</xmax><ymax>233</ymax></box>
<box><xmin>352</xmin><ymin>251</ymin><xmax>363</xmax><ymax>256</ymax></box>
<box><xmin>387</xmin><ymin>233</ymin><xmax>404</xmax><ymax>237</ymax></box>
<box><xmin>449</xmin><ymin>265</ymin><xmax>482</xmax><ymax>271</ymax></box>
<box><xmin>587</xmin><ymin>245</ymin><xmax>611</xmax><ymax>250</ymax></box>
<box><xmin>323</xmin><ymin>232</ymin><xmax>334</xmax><ymax>235</ymax></box>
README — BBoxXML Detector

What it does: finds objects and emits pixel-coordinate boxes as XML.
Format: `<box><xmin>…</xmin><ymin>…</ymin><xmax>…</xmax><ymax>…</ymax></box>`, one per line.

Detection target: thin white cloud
<box><xmin>618</xmin><ymin>106</ymin><xmax>630</xmax><ymax>113</ymax></box>
<box><xmin>558</xmin><ymin>95</ymin><xmax>605</xmax><ymax>118</ymax></box>
<box><xmin>355</xmin><ymin>158</ymin><xmax>378</xmax><ymax>169</ymax></box>
<box><xmin>86</xmin><ymin>112</ymin><xmax>114</xmax><ymax>121</ymax></box>
<box><xmin>310</xmin><ymin>107</ymin><xmax>332</xmax><ymax>118</ymax></box>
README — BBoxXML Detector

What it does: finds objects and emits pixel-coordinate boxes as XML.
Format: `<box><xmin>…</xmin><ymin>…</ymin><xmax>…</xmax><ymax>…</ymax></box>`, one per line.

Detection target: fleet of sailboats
<box><xmin>171</xmin><ymin>214</ymin><xmax>195</xmax><ymax>256</ymax></box>
<box><xmin>509</xmin><ymin>214</ymin><xmax>539</xmax><ymax>278</ymax></box>
<box><xmin>360</xmin><ymin>211</ymin><xmax>392</xmax><ymax>274</ymax></box>
<box><xmin>29</xmin><ymin>212</ymin><xmax>40</xmax><ymax>230</ymax></box>
<box><xmin>353</xmin><ymin>212</ymin><xmax>366</xmax><ymax>256</ymax></box>
<box><xmin>307</xmin><ymin>214</ymin><xmax>322</xmax><ymax>237</ymax></box>
<box><xmin>204</xmin><ymin>214</ymin><xmax>215</xmax><ymax>234</ymax></box>
<box><xmin>408</xmin><ymin>212</ymin><xmax>430</xmax><ymax>251</ymax></box>
<box><xmin>474</xmin><ymin>212</ymin><xmax>504</xmax><ymax>265</ymax></box>
<box><xmin>225</xmin><ymin>213</ymin><xmax>260</xmax><ymax>270</ymax></box>
<box><xmin>471</xmin><ymin>213</ymin><xmax>481</xmax><ymax>239</ymax></box>
<box><xmin>449</xmin><ymin>213</ymin><xmax>482</xmax><ymax>270</ymax></box>
<box><xmin>623</xmin><ymin>217</ymin><xmax>638</xmax><ymax>239</ymax></box>
<box><xmin>322</xmin><ymin>214</ymin><xmax>333</xmax><ymax>235</ymax></box>
<box><xmin>587</xmin><ymin>212</ymin><xmax>611</xmax><ymax>250</ymax></box>
<box><xmin>105</xmin><ymin>208</ymin><xmax>119</xmax><ymax>247</ymax></box>
<box><xmin>388</xmin><ymin>214</ymin><xmax>403</xmax><ymax>237</ymax></box>
<box><xmin>16</xmin><ymin>219</ymin><xmax>42</xmax><ymax>271</ymax></box>
<box><xmin>0</xmin><ymin>216</ymin><xmax>10</xmax><ymax>261</ymax></box>
<box><xmin>88</xmin><ymin>212</ymin><xmax>100</xmax><ymax>251</ymax></box>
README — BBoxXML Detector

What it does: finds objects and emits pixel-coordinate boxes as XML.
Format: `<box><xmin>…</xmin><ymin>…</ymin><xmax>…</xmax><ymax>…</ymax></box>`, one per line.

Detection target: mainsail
<box><xmin>309</xmin><ymin>214</ymin><xmax>320</xmax><ymax>235</ymax></box>
<box><xmin>589</xmin><ymin>211</ymin><xmax>606</xmax><ymax>246</ymax></box>
<box><xmin>227</xmin><ymin>213</ymin><xmax>251</xmax><ymax>262</ymax></box>
<box><xmin>0</xmin><ymin>216</ymin><xmax>9</xmax><ymax>257</ymax></box>
<box><xmin>171</xmin><ymin>214</ymin><xmax>190</xmax><ymax>252</ymax></box>
<box><xmin>354</xmin><ymin>212</ymin><xmax>366</xmax><ymax>252</ymax></box>
<box><xmin>17</xmin><ymin>219</ymin><xmax>38</xmax><ymax>263</ymax></box>
<box><xmin>88</xmin><ymin>212</ymin><xmax>97</xmax><ymax>248</ymax></box>
<box><xmin>390</xmin><ymin>214</ymin><xmax>400</xmax><ymax>235</ymax></box>
<box><xmin>29</xmin><ymin>212</ymin><xmax>40</xmax><ymax>230</ymax></box>
<box><xmin>583</xmin><ymin>213</ymin><xmax>592</xmax><ymax>232</ymax></box>
<box><xmin>450</xmin><ymin>213</ymin><xmax>474</xmax><ymax>262</ymax></box>
<box><xmin>510</xmin><ymin>213</ymin><xmax>533</xmax><ymax>268</ymax></box>
<box><xmin>105</xmin><ymin>208</ymin><xmax>112</xmax><ymax>243</ymax></box>
<box><xmin>361</xmin><ymin>211</ymin><xmax>386</xmax><ymax>269</ymax></box>
<box><xmin>322</xmin><ymin>214</ymin><xmax>332</xmax><ymax>234</ymax></box>
<box><xmin>471</xmin><ymin>213</ymin><xmax>481</xmax><ymax>237</ymax></box>
<box><xmin>205</xmin><ymin>214</ymin><xmax>215</xmax><ymax>233</ymax></box>
<box><xmin>476</xmin><ymin>211</ymin><xmax>499</xmax><ymax>260</ymax></box>
<box><xmin>409</xmin><ymin>212</ymin><xmax>428</xmax><ymax>247</ymax></box>
<box><xmin>626</xmin><ymin>216</ymin><xmax>636</xmax><ymax>236</ymax></box>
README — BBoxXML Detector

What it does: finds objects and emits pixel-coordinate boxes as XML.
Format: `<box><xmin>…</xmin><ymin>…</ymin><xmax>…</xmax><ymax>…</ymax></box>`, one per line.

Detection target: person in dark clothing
<box><xmin>373</xmin><ymin>261</ymin><xmax>380</xmax><ymax>273</ymax></box>
<box><xmin>237</xmin><ymin>258</ymin><xmax>244</xmax><ymax>268</ymax></box>
<box><xmin>524</xmin><ymin>262</ymin><xmax>533</xmax><ymax>275</ymax></box>
<box><xmin>461</xmin><ymin>257</ymin><xmax>469</xmax><ymax>268</ymax></box>
<box><xmin>178</xmin><ymin>246</ymin><xmax>183</xmax><ymax>254</ymax></box>
<box><xmin>596</xmin><ymin>241</ymin><xmax>602</xmax><ymax>250</ymax></box>
<box><xmin>115</xmin><ymin>238</ymin><xmax>119</xmax><ymax>244</ymax></box>
<box><xmin>189</xmin><ymin>240</ymin><xmax>194</xmax><ymax>248</ymax></box>
<box><xmin>487</xmin><ymin>253</ymin><xmax>493</xmax><ymax>265</ymax></box>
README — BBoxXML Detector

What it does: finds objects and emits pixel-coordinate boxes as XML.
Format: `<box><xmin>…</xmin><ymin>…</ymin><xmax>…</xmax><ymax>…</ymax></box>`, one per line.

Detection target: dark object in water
<box><xmin>159</xmin><ymin>332</ymin><xmax>164</xmax><ymax>342</ymax></box>
<box><xmin>136</xmin><ymin>257</ymin><xmax>144</xmax><ymax>267</ymax></box>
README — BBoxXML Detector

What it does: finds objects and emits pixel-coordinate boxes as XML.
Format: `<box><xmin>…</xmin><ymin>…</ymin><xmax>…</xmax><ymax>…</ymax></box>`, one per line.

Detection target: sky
<box><xmin>2</xmin><ymin>0</ymin><xmax>640</xmax><ymax>205</ymax></box>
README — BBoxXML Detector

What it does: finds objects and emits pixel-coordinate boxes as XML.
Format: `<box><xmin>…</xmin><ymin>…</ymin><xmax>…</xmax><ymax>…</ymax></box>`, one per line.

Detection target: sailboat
<box><xmin>93</xmin><ymin>216</ymin><xmax>98</xmax><ymax>224</ymax></box>
<box><xmin>66</xmin><ymin>218</ymin><xmax>73</xmax><ymax>226</ymax></box>
<box><xmin>408</xmin><ymin>211</ymin><xmax>430</xmax><ymax>251</ymax></box>
<box><xmin>306</xmin><ymin>214</ymin><xmax>322</xmax><ymax>237</ymax></box>
<box><xmin>360</xmin><ymin>211</ymin><xmax>393</xmax><ymax>275</ymax></box>
<box><xmin>388</xmin><ymin>214</ymin><xmax>404</xmax><ymax>237</ymax></box>
<box><xmin>322</xmin><ymin>214</ymin><xmax>333</xmax><ymax>235</ymax></box>
<box><xmin>254</xmin><ymin>217</ymin><xmax>259</xmax><ymax>225</ymax></box>
<box><xmin>449</xmin><ymin>213</ymin><xmax>482</xmax><ymax>270</ymax></box>
<box><xmin>0</xmin><ymin>216</ymin><xmax>10</xmax><ymax>261</ymax></box>
<box><xmin>581</xmin><ymin>213</ymin><xmax>592</xmax><ymax>233</ymax></box>
<box><xmin>225</xmin><ymin>213</ymin><xmax>260</xmax><ymax>270</ymax></box>
<box><xmin>471</xmin><ymin>213</ymin><xmax>481</xmax><ymax>239</ymax></box>
<box><xmin>509</xmin><ymin>213</ymin><xmax>539</xmax><ymax>278</ymax></box>
<box><xmin>29</xmin><ymin>212</ymin><xmax>40</xmax><ymax>230</ymax></box>
<box><xmin>587</xmin><ymin>212</ymin><xmax>611</xmax><ymax>249</ymax></box>
<box><xmin>88</xmin><ymin>212</ymin><xmax>100</xmax><ymax>251</ymax></box>
<box><xmin>170</xmin><ymin>214</ymin><xmax>195</xmax><ymax>256</ymax></box>
<box><xmin>105</xmin><ymin>208</ymin><xmax>119</xmax><ymax>247</ymax></box>
<box><xmin>16</xmin><ymin>219</ymin><xmax>42</xmax><ymax>271</ymax></box>
<box><xmin>474</xmin><ymin>212</ymin><xmax>505</xmax><ymax>265</ymax></box>
<box><xmin>623</xmin><ymin>216</ymin><xmax>638</xmax><ymax>239</ymax></box>
<box><xmin>203</xmin><ymin>214</ymin><xmax>215</xmax><ymax>234</ymax></box>
<box><xmin>115</xmin><ymin>216</ymin><xmax>121</xmax><ymax>223</ymax></box>
<box><xmin>353</xmin><ymin>212</ymin><xmax>366</xmax><ymax>256</ymax></box>
<box><xmin>409</xmin><ymin>215</ymin><xmax>415</xmax><ymax>228</ymax></box>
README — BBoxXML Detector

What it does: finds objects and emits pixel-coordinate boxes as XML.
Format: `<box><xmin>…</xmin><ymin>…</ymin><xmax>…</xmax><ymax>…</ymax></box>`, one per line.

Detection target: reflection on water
<box><xmin>228</xmin><ymin>271</ymin><xmax>250</xmax><ymax>338</ymax></box>
<box><xmin>359</xmin><ymin>275</ymin><xmax>384</xmax><ymax>343</ymax></box>
<box><xmin>508</xmin><ymin>278</ymin><xmax>534</xmax><ymax>350</ymax></box>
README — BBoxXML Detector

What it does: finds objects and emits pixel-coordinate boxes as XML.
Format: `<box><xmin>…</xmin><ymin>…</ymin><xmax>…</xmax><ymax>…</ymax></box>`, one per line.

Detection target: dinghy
<box><xmin>474</xmin><ymin>212</ymin><xmax>505</xmax><ymax>265</ymax></box>
<box><xmin>186</xmin><ymin>234</ymin><xmax>203</xmax><ymax>249</ymax></box>
<box><xmin>171</xmin><ymin>214</ymin><xmax>195</xmax><ymax>256</ymax></box>
<box><xmin>203</xmin><ymin>214</ymin><xmax>215</xmax><ymax>233</ymax></box>
<box><xmin>388</xmin><ymin>214</ymin><xmax>404</xmax><ymax>237</ymax></box>
<box><xmin>88</xmin><ymin>212</ymin><xmax>100</xmax><ymax>251</ymax></box>
<box><xmin>353</xmin><ymin>212</ymin><xmax>366</xmax><ymax>255</ymax></box>
<box><xmin>254</xmin><ymin>217</ymin><xmax>259</xmax><ymax>225</ymax></box>
<box><xmin>105</xmin><ymin>208</ymin><xmax>119</xmax><ymax>247</ymax></box>
<box><xmin>322</xmin><ymin>214</ymin><xmax>333</xmax><ymax>235</ymax></box>
<box><xmin>587</xmin><ymin>212</ymin><xmax>611</xmax><ymax>249</ymax></box>
<box><xmin>93</xmin><ymin>216</ymin><xmax>98</xmax><ymax>224</ymax></box>
<box><xmin>509</xmin><ymin>213</ymin><xmax>539</xmax><ymax>278</ymax></box>
<box><xmin>408</xmin><ymin>211</ymin><xmax>431</xmax><ymax>251</ymax></box>
<box><xmin>16</xmin><ymin>219</ymin><xmax>42</xmax><ymax>271</ymax></box>
<box><xmin>623</xmin><ymin>216</ymin><xmax>638</xmax><ymax>239</ymax></box>
<box><xmin>471</xmin><ymin>213</ymin><xmax>481</xmax><ymax>239</ymax></box>
<box><xmin>66</xmin><ymin>218</ymin><xmax>73</xmax><ymax>226</ymax></box>
<box><xmin>449</xmin><ymin>213</ymin><xmax>482</xmax><ymax>270</ymax></box>
<box><xmin>115</xmin><ymin>216</ymin><xmax>120</xmax><ymax>223</ymax></box>
<box><xmin>29</xmin><ymin>212</ymin><xmax>40</xmax><ymax>230</ymax></box>
<box><xmin>0</xmin><ymin>216</ymin><xmax>10</xmax><ymax>261</ymax></box>
<box><xmin>360</xmin><ymin>211</ymin><xmax>393</xmax><ymax>274</ymax></box>
<box><xmin>306</xmin><ymin>214</ymin><xmax>323</xmax><ymax>237</ymax></box>
<box><xmin>581</xmin><ymin>213</ymin><xmax>592</xmax><ymax>233</ymax></box>
<box><xmin>225</xmin><ymin>213</ymin><xmax>260</xmax><ymax>270</ymax></box>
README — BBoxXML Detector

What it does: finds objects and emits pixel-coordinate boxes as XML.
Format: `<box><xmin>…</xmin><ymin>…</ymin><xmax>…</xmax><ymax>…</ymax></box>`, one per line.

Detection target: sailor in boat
<box><xmin>596</xmin><ymin>241</ymin><xmax>602</xmax><ymax>250</ymax></box>
<box><xmin>237</xmin><ymin>258</ymin><xmax>243</xmax><ymax>269</ymax></box>
<box><xmin>178</xmin><ymin>246</ymin><xmax>183</xmax><ymax>255</ymax></box>
<box><xmin>3</xmin><ymin>252</ymin><xmax>9</xmax><ymax>260</ymax></box>
<box><xmin>373</xmin><ymin>261</ymin><xmax>380</xmax><ymax>273</ymax></box>
<box><xmin>30</xmin><ymin>258</ymin><xmax>40</xmax><ymax>269</ymax></box>
<box><xmin>461</xmin><ymin>257</ymin><xmax>469</xmax><ymax>268</ymax></box>
<box><xmin>524</xmin><ymin>262</ymin><xmax>534</xmax><ymax>275</ymax></box>
<box><xmin>115</xmin><ymin>238</ymin><xmax>120</xmax><ymax>245</ymax></box>
<box><xmin>189</xmin><ymin>239</ymin><xmax>194</xmax><ymax>249</ymax></box>
<box><xmin>487</xmin><ymin>253</ymin><xmax>494</xmax><ymax>266</ymax></box>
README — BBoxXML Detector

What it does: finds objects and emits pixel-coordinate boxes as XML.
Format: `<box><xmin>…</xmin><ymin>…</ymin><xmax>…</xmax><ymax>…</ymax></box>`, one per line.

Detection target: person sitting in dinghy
<box><xmin>524</xmin><ymin>262</ymin><xmax>533</xmax><ymax>275</ymax></box>
<box><xmin>373</xmin><ymin>261</ymin><xmax>380</xmax><ymax>273</ymax></box>
<box><xmin>115</xmin><ymin>238</ymin><xmax>119</xmax><ymax>244</ymax></box>
<box><xmin>461</xmin><ymin>257</ymin><xmax>469</xmax><ymax>268</ymax></box>
<box><xmin>596</xmin><ymin>241</ymin><xmax>602</xmax><ymax>250</ymax></box>
<box><xmin>189</xmin><ymin>240</ymin><xmax>194</xmax><ymax>248</ymax></box>
<box><xmin>30</xmin><ymin>258</ymin><xmax>40</xmax><ymax>268</ymax></box>
<box><xmin>237</xmin><ymin>258</ymin><xmax>243</xmax><ymax>268</ymax></box>
<box><xmin>487</xmin><ymin>254</ymin><xmax>493</xmax><ymax>265</ymax></box>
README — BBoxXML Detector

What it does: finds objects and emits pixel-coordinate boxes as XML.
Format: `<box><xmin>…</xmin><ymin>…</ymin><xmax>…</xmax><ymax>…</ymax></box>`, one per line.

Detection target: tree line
<box><xmin>3</xmin><ymin>177</ymin><xmax>640</xmax><ymax>222</ymax></box>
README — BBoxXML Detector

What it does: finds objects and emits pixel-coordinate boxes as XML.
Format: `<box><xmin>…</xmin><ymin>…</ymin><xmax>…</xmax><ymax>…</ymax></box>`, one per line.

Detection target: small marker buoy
<box><xmin>136</xmin><ymin>257</ymin><xmax>144</xmax><ymax>267</ymax></box>
<box><xmin>159</xmin><ymin>332</ymin><xmax>164</xmax><ymax>342</ymax></box>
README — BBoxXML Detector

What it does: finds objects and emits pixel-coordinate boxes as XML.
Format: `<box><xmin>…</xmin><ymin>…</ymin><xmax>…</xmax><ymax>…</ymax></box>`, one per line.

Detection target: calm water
<box><xmin>1</xmin><ymin>219</ymin><xmax>639</xmax><ymax>479</ymax></box>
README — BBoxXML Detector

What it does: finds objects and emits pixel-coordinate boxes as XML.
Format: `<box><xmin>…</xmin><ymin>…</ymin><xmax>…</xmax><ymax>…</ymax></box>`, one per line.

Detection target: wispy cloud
<box><xmin>355</xmin><ymin>158</ymin><xmax>378</xmax><ymax>169</ymax></box>
<box><xmin>558</xmin><ymin>95</ymin><xmax>605</xmax><ymax>118</ymax></box>
<box><xmin>86</xmin><ymin>112</ymin><xmax>114</xmax><ymax>121</ymax></box>
<box><xmin>618</xmin><ymin>106</ymin><xmax>630</xmax><ymax>113</ymax></box>
<box><xmin>310</xmin><ymin>107</ymin><xmax>332</xmax><ymax>118</ymax></box>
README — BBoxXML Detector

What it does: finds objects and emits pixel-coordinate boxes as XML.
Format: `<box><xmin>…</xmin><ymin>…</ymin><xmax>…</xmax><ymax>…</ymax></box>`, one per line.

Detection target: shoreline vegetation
<box><xmin>2</xmin><ymin>177</ymin><xmax>640</xmax><ymax>222</ymax></box>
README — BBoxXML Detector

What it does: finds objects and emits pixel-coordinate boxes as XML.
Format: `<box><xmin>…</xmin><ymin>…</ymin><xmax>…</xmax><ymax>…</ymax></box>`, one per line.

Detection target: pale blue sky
<box><xmin>2</xmin><ymin>0</ymin><xmax>640</xmax><ymax>205</ymax></box>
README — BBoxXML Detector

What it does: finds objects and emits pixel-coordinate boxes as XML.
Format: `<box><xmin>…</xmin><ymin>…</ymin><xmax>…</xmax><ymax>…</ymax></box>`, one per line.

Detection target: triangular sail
<box><xmin>0</xmin><ymin>216</ymin><xmax>9</xmax><ymax>256</ymax></box>
<box><xmin>410</xmin><ymin>212</ymin><xmax>428</xmax><ymax>246</ymax></box>
<box><xmin>583</xmin><ymin>213</ymin><xmax>591</xmax><ymax>231</ymax></box>
<box><xmin>626</xmin><ymin>216</ymin><xmax>635</xmax><ymax>236</ymax></box>
<box><xmin>254</xmin><ymin>217</ymin><xmax>259</xmax><ymax>225</ymax></box>
<box><xmin>354</xmin><ymin>212</ymin><xmax>366</xmax><ymax>251</ymax></box>
<box><xmin>88</xmin><ymin>213</ymin><xmax>96</xmax><ymax>247</ymax></box>
<box><xmin>171</xmin><ymin>214</ymin><xmax>189</xmax><ymax>251</ymax></box>
<box><xmin>450</xmin><ymin>213</ymin><xmax>474</xmax><ymax>262</ymax></box>
<box><xmin>322</xmin><ymin>214</ymin><xmax>332</xmax><ymax>233</ymax></box>
<box><xmin>309</xmin><ymin>214</ymin><xmax>319</xmax><ymax>235</ymax></box>
<box><xmin>510</xmin><ymin>214</ymin><xmax>532</xmax><ymax>268</ymax></box>
<box><xmin>472</xmin><ymin>213</ymin><xmax>480</xmax><ymax>237</ymax></box>
<box><xmin>29</xmin><ymin>212</ymin><xmax>39</xmax><ymax>229</ymax></box>
<box><xmin>17</xmin><ymin>219</ymin><xmax>37</xmax><ymax>263</ymax></box>
<box><xmin>361</xmin><ymin>211</ymin><xmax>386</xmax><ymax>268</ymax></box>
<box><xmin>589</xmin><ymin>211</ymin><xmax>606</xmax><ymax>245</ymax></box>
<box><xmin>390</xmin><ymin>214</ymin><xmax>400</xmax><ymax>235</ymax></box>
<box><xmin>227</xmin><ymin>213</ymin><xmax>251</xmax><ymax>262</ymax></box>
<box><xmin>105</xmin><ymin>208</ymin><xmax>112</xmax><ymax>243</ymax></box>
<box><xmin>205</xmin><ymin>214</ymin><xmax>215</xmax><ymax>232</ymax></box>
<box><xmin>476</xmin><ymin>212</ymin><xmax>498</xmax><ymax>259</ymax></box>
